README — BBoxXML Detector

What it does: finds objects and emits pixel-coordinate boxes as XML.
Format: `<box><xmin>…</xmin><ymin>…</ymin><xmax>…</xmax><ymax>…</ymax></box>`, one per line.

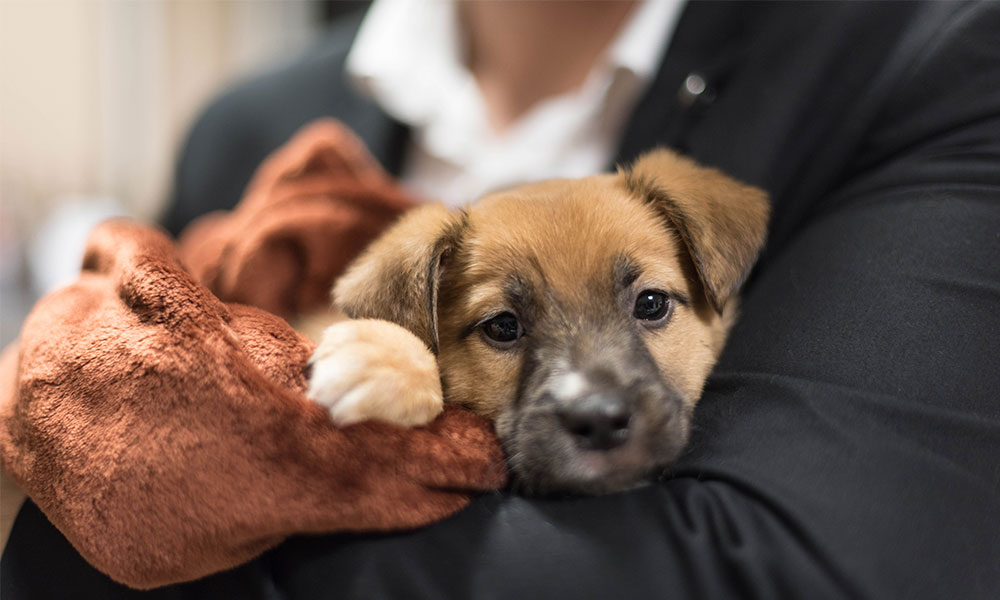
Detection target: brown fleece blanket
<box><xmin>0</xmin><ymin>120</ymin><xmax>506</xmax><ymax>589</ymax></box>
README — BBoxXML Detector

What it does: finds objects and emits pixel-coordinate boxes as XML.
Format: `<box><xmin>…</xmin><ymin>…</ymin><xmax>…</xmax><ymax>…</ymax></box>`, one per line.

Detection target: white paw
<box><xmin>307</xmin><ymin>319</ymin><xmax>443</xmax><ymax>427</ymax></box>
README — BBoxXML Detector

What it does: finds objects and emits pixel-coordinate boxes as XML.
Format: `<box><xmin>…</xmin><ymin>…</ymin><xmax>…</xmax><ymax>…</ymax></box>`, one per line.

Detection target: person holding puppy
<box><xmin>5</xmin><ymin>1</ymin><xmax>999</xmax><ymax>599</ymax></box>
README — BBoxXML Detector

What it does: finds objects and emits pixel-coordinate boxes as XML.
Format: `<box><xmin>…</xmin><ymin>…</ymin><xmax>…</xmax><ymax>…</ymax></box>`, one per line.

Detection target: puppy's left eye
<box><xmin>633</xmin><ymin>290</ymin><xmax>671</xmax><ymax>323</ymax></box>
<box><xmin>480</xmin><ymin>312</ymin><xmax>523</xmax><ymax>349</ymax></box>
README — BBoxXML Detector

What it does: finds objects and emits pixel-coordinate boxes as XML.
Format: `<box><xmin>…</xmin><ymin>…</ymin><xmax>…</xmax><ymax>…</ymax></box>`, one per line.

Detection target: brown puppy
<box><xmin>308</xmin><ymin>149</ymin><xmax>769</xmax><ymax>495</ymax></box>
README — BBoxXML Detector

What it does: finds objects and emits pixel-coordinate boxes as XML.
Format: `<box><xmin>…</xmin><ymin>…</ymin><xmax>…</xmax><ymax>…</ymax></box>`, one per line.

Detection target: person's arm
<box><xmin>265</xmin><ymin>4</ymin><xmax>1000</xmax><ymax>599</ymax></box>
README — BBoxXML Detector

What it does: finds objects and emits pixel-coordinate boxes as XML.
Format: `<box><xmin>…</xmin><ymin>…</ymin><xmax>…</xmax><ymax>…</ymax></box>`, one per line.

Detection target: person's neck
<box><xmin>459</xmin><ymin>1</ymin><xmax>638</xmax><ymax>133</ymax></box>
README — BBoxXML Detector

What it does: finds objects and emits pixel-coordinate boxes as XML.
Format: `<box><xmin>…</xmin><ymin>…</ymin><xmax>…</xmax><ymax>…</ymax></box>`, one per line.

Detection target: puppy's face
<box><xmin>335</xmin><ymin>150</ymin><xmax>769</xmax><ymax>495</ymax></box>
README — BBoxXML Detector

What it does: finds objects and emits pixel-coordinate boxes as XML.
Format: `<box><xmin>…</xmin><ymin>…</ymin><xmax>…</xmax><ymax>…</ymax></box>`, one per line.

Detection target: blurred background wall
<box><xmin>0</xmin><ymin>0</ymin><xmax>366</xmax><ymax>347</ymax></box>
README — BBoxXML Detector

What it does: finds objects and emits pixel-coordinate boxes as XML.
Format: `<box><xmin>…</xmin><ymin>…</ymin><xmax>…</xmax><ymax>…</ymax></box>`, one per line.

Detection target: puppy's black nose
<box><xmin>558</xmin><ymin>394</ymin><xmax>632</xmax><ymax>451</ymax></box>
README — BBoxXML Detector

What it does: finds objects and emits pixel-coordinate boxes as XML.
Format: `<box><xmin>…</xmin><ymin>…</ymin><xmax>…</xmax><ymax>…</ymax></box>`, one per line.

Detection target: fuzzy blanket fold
<box><xmin>0</xmin><ymin>120</ymin><xmax>506</xmax><ymax>590</ymax></box>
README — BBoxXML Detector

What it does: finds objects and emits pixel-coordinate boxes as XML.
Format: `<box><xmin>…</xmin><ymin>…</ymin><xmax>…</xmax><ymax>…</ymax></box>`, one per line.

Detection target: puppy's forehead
<box><xmin>461</xmin><ymin>175</ymin><xmax>685</xmax><ymax>293</ymax></box>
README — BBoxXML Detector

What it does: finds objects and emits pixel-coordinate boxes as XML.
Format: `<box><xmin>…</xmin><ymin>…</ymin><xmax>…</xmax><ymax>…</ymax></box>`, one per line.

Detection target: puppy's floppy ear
<box><xmin>333</xmin><ymin>204</ymin><xmax>463</xmax><ymax>353</ymax></box>
<box><xmin>624</xmin><ymin>149</ymin><xmax>770</xmax><ymax>313</ymax></box>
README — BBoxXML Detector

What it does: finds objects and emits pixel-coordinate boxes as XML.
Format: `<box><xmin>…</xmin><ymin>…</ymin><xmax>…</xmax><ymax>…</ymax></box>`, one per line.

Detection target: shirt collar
<box><xmin>607</xmin><ymin>0</ymin><xmax>686</xmax><ymax>82</ymax></box>
<box><xmin>346</xmin><ymin>0</ymin><xmax>685</xmax><ymax>131</ymax></box>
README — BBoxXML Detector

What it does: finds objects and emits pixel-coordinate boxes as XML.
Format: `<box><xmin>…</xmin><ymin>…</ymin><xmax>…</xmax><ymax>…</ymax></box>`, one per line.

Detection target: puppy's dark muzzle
<box><xmin>500</xmin><ymin>321</ymin><xmax>692</xmax><ymax>495</ymax></box>
<box><xmin>556</xmin><ymin>391</ymin><xmax>632</xmax><ymax>451</ymax></box>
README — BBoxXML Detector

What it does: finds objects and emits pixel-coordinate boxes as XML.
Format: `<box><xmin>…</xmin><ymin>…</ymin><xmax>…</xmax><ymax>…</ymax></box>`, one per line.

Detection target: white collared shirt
<box><xmin>347</xmin><ymin>0</ymin><xmax>685</xmax><ymax>206</ymax></box>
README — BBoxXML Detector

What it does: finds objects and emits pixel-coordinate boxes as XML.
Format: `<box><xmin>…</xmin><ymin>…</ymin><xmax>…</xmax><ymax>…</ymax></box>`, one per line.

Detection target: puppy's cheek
<box><xmin>436</xmin><ymin>338</ymin><xmax>521</xmax><ymax>420</ymax></box>
<box><xmin>635</xmin><ymin>383</ymin><xmax>693</xmax><ymax>461</ymax></box>
<box><xmin>494</xmin><ymin>409</ymin><xmax>524</xmax><ymax>463</ymax></box>
<box><xmin>498</xmin><ymin>407</ymin><xmax>586</xmax><ymax>494</ymax></box>
<box><xmin>495</xmin><ymin>408</ymin><xmax>538</xmax><ymax>482</ymax></box>
<box><xmin>644</xmin><ymin>314</ymin><xmax>728</xmax><ymax>408</ymax></box>
<box><xmin>649</xmin><ymin>409</ymin><xmax>692</xmax><ymax>466</ymax></box>
<box><xmin>494</xmin><ymin>410</ymin><xmax>516</xmax><ymax>442</ymax></box>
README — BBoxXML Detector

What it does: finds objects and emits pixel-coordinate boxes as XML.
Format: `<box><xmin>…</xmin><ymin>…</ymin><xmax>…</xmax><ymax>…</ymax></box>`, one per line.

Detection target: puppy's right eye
<box><xmin>480</xmin><ymin>312</ymin><xmax>523</xmax><ymax>348</ymax></box>
<box><xmin>633</xmin><ymin>290</ymin><xmax>672</xmax><ymax>324</ymax></box>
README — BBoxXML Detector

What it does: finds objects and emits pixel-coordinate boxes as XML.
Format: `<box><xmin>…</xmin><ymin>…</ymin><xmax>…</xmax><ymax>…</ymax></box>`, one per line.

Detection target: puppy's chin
<box><xmin>498</xmin><ymin>408</ymin><xmax>690</xmax><ymax>497</ymax></box>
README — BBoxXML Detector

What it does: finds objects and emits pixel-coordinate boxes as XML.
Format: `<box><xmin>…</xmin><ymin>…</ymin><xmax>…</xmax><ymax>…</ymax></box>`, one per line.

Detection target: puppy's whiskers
<box><xmin>503</xmin><ymin>450</ymin><xmax>525</xmax><ymax>469</ymax></box>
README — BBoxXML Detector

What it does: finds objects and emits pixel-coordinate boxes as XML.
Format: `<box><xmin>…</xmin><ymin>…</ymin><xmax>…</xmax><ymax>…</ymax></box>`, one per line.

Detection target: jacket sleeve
<box><xmin>267</xmin><ymin>4</ymin><xmax>1000</xmax><ymax>599</ymax></box>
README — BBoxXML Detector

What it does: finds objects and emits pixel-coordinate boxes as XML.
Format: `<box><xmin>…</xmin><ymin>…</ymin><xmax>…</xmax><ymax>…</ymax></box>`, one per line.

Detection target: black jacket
<box><xmin>5</xmin><ymin>2</ymin><xmax>999</xmax><ymax>599</ymax></box>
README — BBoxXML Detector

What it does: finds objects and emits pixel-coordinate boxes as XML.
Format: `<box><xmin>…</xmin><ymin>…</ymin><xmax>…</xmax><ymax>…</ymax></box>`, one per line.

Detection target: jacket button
<box><xmin>678</xmin><ymin>73</ymin><xmax>708</xmax><ymax>108</ymax></box>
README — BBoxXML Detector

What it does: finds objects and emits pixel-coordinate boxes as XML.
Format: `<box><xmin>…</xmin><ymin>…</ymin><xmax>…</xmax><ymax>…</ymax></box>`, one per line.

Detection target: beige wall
<box><xmin>0</xmin><ymin>0</ymin><xmax>321</xmax><ymax>231</ymax></box>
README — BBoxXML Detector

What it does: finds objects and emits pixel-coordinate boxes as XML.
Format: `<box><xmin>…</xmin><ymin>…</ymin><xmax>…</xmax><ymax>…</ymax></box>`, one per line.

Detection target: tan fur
<box><xmin>310</xmin><ymin>149</ymin><xmax>768</xmax><ymax>489</ymax></box>
<box><xmin>333</xmin><ymin>204</ymin><xmax>462</xmax><ymax>352</ymax></box>
<box><xmin>436</xmin><ymin>174</ymin><xmax>730</xmax><ymax>418</ymax></box>
<box><xmin>626</xmin><ymin>151</ymin><xmax>770</xmax><ymax>313</ymax></box>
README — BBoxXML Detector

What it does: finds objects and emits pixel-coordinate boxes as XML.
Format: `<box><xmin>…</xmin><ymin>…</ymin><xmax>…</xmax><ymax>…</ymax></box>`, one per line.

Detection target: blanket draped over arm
<box><xmin>0</xmin><ymin>120</ymin><xmax>507</xmax><ymax>590</ymax></box>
